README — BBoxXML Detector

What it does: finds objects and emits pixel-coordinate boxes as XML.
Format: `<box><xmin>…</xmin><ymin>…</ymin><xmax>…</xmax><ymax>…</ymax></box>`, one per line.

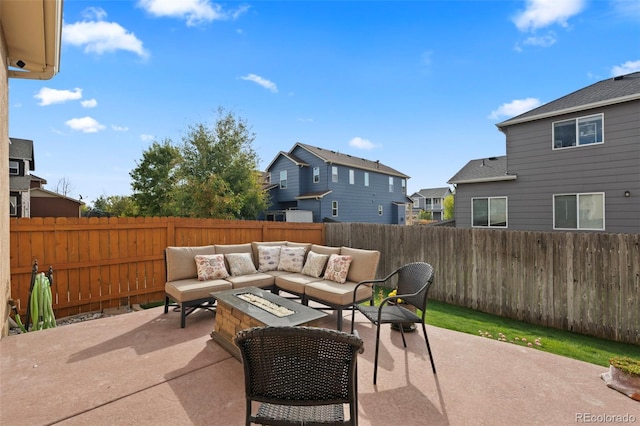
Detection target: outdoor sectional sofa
<box><xmin>164</xmin><ymin>241</ymin><xmax>381</xmax><ymax>330</ymax></box>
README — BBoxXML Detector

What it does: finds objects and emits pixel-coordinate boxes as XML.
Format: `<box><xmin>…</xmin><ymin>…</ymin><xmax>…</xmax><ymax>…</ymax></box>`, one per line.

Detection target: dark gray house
<box><xmin>9</xmin><ymin>137</ymin><xmax>35</xmax><ymax>218</ymax></box>
<box><xmin>449</xmin><ymin>72</ymin><xmax>640</xmax><ymax>233</ymax></box>
<box><xmin>410</xmin><ymin>187</ymin><xmax>453</xmax><ymax>221</ymax></box>
<box><xmin>265</xmin><ymin>143</ymin><xmax>410</xmax><ymax>224</ymax></box>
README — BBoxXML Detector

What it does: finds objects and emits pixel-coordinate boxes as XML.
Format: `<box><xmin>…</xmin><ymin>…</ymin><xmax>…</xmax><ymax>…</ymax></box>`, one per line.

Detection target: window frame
<box><xmin>388</xmin><ymin>176</ymin><xmax>394</xmax><ymax>192</ymax></box>
<box><xmin>9</xmin><ymin>160</ymin><xmax>19</xmax><ymax>175</ymax></box>
<box><xmin>279</xmin><ymin>170</ymin><xmax>287</xmax><ymax>189</ymax></box>
<box><xmin>471</xmin><ymin>196</ymin><xmax>508</xmax><ymax>228</ymax></box>
<box><xmin>331</xmin><ymin>166</ymin><xmax>338</xmax><ymax>183</ymax></box>
<box><xmin>364</xmin><ymin>172</ymin><xmax>369</xmax><ymax>187</ymax></box>
<box><xmin>331</xmin><ymin>200</ymin><xmax>338</xmax><ymax>217</ymax></box>
<box><xmin>313</xmin><ymin>167</ymin><xmax>320</xmax><ymax>183</ymax></box>
<box><xmin>378</xmin><ymin>205</ymin><xmax>383</xmax><ymax>216</ymax></box>
<box><xmin>349</xmin><ymin>169</ymin><xmax>355</xmax><ymax>185</ymax></box>
<box><xmin>553</xmin><ymin>192</ymin><xmax>605</xmax><ymax>231</ymax></box>
<box><xmin>9</xmin><ymin>195</ymin><xmax>17</xmax><ymax>216</ymax></box>
<box><xmin>552</xmin><ymin>113</ymin><xmax>604</xmax><ymax>150</ymax></box>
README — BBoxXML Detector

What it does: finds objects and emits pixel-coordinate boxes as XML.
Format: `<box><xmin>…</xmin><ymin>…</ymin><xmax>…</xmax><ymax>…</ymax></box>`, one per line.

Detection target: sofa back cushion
<box><xmin>252</xmin><ymin>241</ymin><xmax>288</xmax><ymax>268</ymax></box>
<box><xmin>165</xmin><ymin>245</ymin><xmax>216</xmax><ymax>282</ymax></box>
<box><xmin>340</xmin><ymin>247</ymin><xmax>381</xmax><ymax>283</ymax></box>
<box><xmin>309</xmin><ymin>244</ymin><xmax>341</xmax><ymax>256</ymax></box>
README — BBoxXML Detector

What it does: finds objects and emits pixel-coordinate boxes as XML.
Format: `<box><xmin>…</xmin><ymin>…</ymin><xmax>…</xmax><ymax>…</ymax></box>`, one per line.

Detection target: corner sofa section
<box><xmin>164</xmin><ymin>241</ymin><xmax>380</xmax><ymax>329</ymax></box>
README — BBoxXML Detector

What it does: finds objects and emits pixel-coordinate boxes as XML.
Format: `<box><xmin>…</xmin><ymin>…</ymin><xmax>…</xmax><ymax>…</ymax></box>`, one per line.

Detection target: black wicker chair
<box><xmin>234</xmin><ymin>326</ymin><xmax>364</xmax><ymax>426</ymax></box>
<box><xmin>350</xmin><ymin>262</ymin><xmax>436</xmax><ymax>384</ymax></box>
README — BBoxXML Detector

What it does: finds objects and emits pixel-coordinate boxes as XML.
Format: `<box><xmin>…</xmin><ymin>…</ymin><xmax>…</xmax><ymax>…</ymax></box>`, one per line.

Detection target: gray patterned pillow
<box><xmin>277</xmin><ymin>246</ymin><xmax>307</xmax><ymax>273</ymax></box>
<box><xmin>301</xmin><ymin>251</ymin><xmax>330</xmax><ymax>278</ymax></box>
<box><xmin>225</xmin><ymin>253</ymin><xmax>257</xmax><ymax>276</ymax></box>
<box><xmin>258</xmin><ymin>245</ymin><xmax>281</xmax><ymax>272</ymax></box>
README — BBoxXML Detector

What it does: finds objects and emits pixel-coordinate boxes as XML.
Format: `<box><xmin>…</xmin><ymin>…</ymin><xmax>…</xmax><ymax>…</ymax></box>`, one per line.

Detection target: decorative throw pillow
<box><xmin>277</xmin><ymin>246</ymin><xmax>307</xmax><ymax>273</ymax></box>
<box><xmin>323</xmin><ymin>254</ymin><xmax>353</xmax><ymax>284</ymax></box>
<box><xmin>257</xmin><ymin>245</ymin><xmax>281</xmax><ymax>272</ymax></box>
<box><xmin>194</xmin><ymin>254</ymin><xmax>229</xmax><ymax>280</ymax></box>
<box><xmin>225</xmin><ymin>253</ymin><xmax>257</xmax><ymax>276</ymax></box>
<box><xmin>301</xmin><ymin>251</ymin><xmax>330</xmax><ymax>278</ymax></box>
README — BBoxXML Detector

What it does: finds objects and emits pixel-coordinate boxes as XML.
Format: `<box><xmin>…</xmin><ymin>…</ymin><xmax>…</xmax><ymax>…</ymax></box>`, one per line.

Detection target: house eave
<box><xmin>4</xmin><ymin>0</ymin><xmax>64</xmax><ymax>81</ymax></box>
<box><xmin>449</xmin><ymin>175</ymin><xmax>517</xmax><ymax>185</ymax></box>
<box><xmin>496</xmin><ymin>94</ymin><xmax>640</xmax><ymax>130</ymax></box>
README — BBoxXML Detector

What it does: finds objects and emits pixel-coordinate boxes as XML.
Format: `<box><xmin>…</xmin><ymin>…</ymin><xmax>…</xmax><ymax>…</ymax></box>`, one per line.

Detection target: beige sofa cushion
<box><xmin>165</xmin><ymin>278</ymin><xmax>231</xmax><ymax>302</ymax></box>
<box><xmin>310</xmin><ymin>244</ymin><xmax>341</xmax><ymax>256</ymax></box>
<box><xmin>215</xmin><ymin>243</ymin><xmax>253</xmax><ymax>270</ymax></box>
<box><xmin>340</xmin><ymin>247</ymin><xmax>380</xmax><ymax>283</ymax></box>
<box><xmin>165</xmin><ymin>245</ymin><xmax>217</xmax><ymax>282</ymax></box>
<box><xmin>305</xmin><ymin>280</ymin><xmax>373</xmax><ymax>306</ymax></box>
<box><xmin>225</xmin><ymin>273</ymin><xmax>275</xmax><ymax>289</ymax></box>
<box><xmin>275</xmin><ymin>273</ymin><xmax>323</xmax><ymax>295</ymax></box>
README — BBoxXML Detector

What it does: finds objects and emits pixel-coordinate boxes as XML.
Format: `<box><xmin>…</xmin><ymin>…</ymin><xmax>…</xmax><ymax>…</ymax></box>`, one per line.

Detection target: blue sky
<box><xmin>9</xmin><ymin>0</ymin><xmax>640</xmax><ymax>206</ymax></box>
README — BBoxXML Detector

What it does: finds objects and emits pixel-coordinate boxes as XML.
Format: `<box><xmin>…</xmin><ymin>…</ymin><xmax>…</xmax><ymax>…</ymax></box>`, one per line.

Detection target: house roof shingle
<box><xmin>412</xmin><ymin>187</ymin><xmax>451</xmax><ymax>199</ymax></box>
<box><xmin>447</xmin><ymin>156</ymin><xmax>517</xmax><ymax>184</ymax></box>
<box><xmin>293</xmin><ymin>143</ymin><xmax>410</xmax><ymax>178</ymax></box>
<box><xmin>497</xmin><ymin>71</ymin><xmax>640</xmax><ymax>128</ymax></box>
<box><xmin>9</xmin><ymin>137</ymin><xmax>35</xmax><ymax>170</ymax></box>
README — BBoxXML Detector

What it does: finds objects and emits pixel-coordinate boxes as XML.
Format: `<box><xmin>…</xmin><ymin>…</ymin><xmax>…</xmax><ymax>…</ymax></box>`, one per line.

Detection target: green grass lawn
<box><xmin>424</xmin><ymin>299</ymin><xmax>640</xmax><ymax>367</ymax></box>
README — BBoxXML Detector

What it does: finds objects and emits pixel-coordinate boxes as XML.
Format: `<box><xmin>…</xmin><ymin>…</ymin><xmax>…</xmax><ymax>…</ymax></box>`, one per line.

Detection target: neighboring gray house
<box><xmin>410</xmin><ymin>187</ymin><xmax>452</xmax><ymax>221</ymax></box>
<box><xmin>265</xmin><ymin>143</ymin><xmax>410</xmax><ymax>224</ymax></box>
<box><xmin>9</xmin><ymin>137</ymin><xmax>34</xmax><ymax>218</ymax></box>
<box><xmin>449</xmin><ymin>72</ymin><xmax>640</xmax><ymax>233</ymax></box>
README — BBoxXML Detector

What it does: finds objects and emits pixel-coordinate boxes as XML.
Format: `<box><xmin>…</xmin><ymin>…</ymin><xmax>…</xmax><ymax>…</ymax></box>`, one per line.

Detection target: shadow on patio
<box><xmin>1</xmin><ymin>306</ymin><xmax>636</xmax><ymax>426</ymax></box>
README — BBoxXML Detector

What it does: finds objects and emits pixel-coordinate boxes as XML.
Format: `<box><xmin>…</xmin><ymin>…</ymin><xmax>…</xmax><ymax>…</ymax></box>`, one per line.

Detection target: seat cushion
<box><xmin>305</xmin><ymin>280</ymin><xmax>373</xmax><ymax>306</ymax></box>
<box><xmin>275</xmin><ymin>273</ymin><xmax>323</xmax><ymax>295</ymax></box>
<box><xmin>225</xmin><ymin>273</ymin><xmax>276</xmax><ymax>289</ymax></box>
<box><xmin>165</xmin><ymin>278</ymin><xmax>231</xmax><ymax>302</ymax></box>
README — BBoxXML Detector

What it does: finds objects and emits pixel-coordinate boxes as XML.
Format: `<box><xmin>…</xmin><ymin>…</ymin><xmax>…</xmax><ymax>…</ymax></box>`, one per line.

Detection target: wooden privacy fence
<box><xmin>9</xmin><ymin>217</ymin><xmax>324</xmax><ymax>319</ymax></box>
<box><xmin>325</xmin><ymin>223</ymin><xmax>640</xmax><ymax>345</ymax></box>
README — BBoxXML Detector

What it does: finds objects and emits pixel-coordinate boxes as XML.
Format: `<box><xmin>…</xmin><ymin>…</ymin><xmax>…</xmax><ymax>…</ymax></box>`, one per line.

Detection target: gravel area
<box><xmin>9</xmin><ymin>307</ymin><xmax>135</xmax><ymax>336</ymax></box>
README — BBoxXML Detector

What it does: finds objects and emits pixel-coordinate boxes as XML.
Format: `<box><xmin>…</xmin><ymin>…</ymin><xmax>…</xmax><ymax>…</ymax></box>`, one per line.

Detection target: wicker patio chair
<box><xmin>234</xmin><ymin>326</ymin><xmax>364</xmax><ymax>426</ymax></box>
<box><xmin>350</xmin><ymin>262</ymin><xmax>436</xmax><ymax>384</ymax></box>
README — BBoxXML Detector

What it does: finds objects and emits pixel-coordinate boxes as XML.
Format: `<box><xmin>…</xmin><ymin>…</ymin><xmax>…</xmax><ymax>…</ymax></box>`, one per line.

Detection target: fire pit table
<box><xmin>210</xmin><ymin>286</ymin><xmax>328</xmax><ymax>360</ymax></box>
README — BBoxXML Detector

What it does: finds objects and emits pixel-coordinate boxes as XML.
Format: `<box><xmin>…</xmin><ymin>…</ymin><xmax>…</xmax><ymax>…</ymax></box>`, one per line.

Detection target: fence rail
<box><xmin>9</xmin><ymin>217</ymin><xmax>324</xmax><ymax>319</ymax></box>
<box><xmin>325</xmin><ymin>223</ymin><xmax>639</xmax><ymax>345</ymax></box>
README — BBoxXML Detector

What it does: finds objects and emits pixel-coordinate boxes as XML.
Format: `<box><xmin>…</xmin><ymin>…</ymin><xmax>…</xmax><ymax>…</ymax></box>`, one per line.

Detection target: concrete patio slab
<box><xmin>1</xmin><ymin>305</ymin><xmax>637</xmax><ymax>426</ymax></box>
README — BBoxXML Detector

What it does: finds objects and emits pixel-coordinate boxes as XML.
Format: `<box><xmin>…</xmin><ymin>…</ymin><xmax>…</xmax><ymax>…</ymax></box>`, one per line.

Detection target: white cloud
<box><xmin>81</xmin><ymin>99</ymin><xmax>98</xmax><ymax>108</ymax></box>
<box><xmin>488</xmin><ymin>98</ymin><xmax>541</xmax><ymax>120</ymax></box>
<box><xmin>65</xmin><ymin>117</ymin><xmax>106</xmax><ymax>133</ymax></box>
<box><xmin>513</xmin><ymin>0</ymin><xmax>585</xmax><ymax>32</ymax></box>
<box><xmin>35</xmin><ymin>87</ymin><xmax>82</xmax><ymax>106</ymax></box>
<box><xmin>240</xmin><ymin>74</ymin><xmax>278</xmax><ymax>93</ymax></box>
<box><xmin>140</xmin><ymin>134</ymin><xmax>155</xmax><ymax>141</ymax></box>
<box><xmin>610</xmin><ymin>0</ymin><xmax>640</xmax><ymax>19</ymax></box>
<box><xmin>138</xmin><ymin>0</ymin><xmax>249</xmax><ymax>26</ymax></box>
<box><xmin>63</xmin><ymin>18</ymin><xmax>149</xmax><ymax>59</ymax></box>
<box><xmin>349</xmin><ymin>137</ymin><xmax>378</xmax><ymax>150</ymax></box>
<box><xmin>522</xmin><ymin>33</ymin><xmax>557</xmax><ymax>48</ymax></box>
<box><xmin>112</xmin><ymin>125</ymin><xmax>129</xmax><ymax>132</ymax></box>
<box><xmin>82</xmin><ymin>7</ymin><xmax>108</xmax><ymax>21</ymax></box>
<box><xmin>611</xmin><ymin>60</ymin><xmax>640</xmax><ymax>77</ymax></box>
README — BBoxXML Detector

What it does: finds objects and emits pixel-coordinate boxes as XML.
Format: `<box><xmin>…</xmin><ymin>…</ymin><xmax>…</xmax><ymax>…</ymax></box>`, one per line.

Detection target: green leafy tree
<box><xmin>418</xmin><ymin>210</ymin><xmax>432</xmax><ymax>220</ymax></box>
<box><xmin>129</xmin><ymin>139</ymin><xmax>181</xmax><ymax>216</ymax></box>
<box><xmin>177</xmin><ymin>108</ymin><xmax>268</xmax><ymax>219</ymax></box>
<box><xmin>88</xmin><ymin>195</ymin><xmax>138</xmax><ymax>217</ymax></box>
<box><xmin>443</xmin><ymin>194</ymin><xmax>455</xmax><ymax>220</ymax></box>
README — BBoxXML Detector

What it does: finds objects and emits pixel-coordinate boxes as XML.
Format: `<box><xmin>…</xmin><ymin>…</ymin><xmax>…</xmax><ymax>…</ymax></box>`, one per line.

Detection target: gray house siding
<box><xmin>452</xmin><ymin>100</ymin><xmax>639</xmax><ymax>233</ymax></box>
<box><xmin>266</xmin><ymin>143</ymin><xmax>409</xmax><ymax>224</ymax></box>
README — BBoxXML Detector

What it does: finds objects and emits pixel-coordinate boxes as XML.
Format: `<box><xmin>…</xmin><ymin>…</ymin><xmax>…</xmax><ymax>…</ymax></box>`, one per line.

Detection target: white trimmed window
<box><xmin>388</xmin><ymin>177</ymin><xmax>394</xmax><ymax>192</ymax></box>
<box><xmin>9</xmin><ymin>160</ymin><xmax>19</xmax><ymax>175</ymax></box>
<box><xmin>472</xmin><ymin>197</ymin><xmax>507</xmax><ymax>228</ymax></box>
<box><xmin>364</xmin><ymin>172</ymin><xmax>369</xmax><ymax>187</ymax></box>
<box><xmin>378</xmin><ymin>205</ymin><xmax>383</xmax><ymax>216</ymax></box>
<box><xmin>553</xmin><ymin>193</ymin><xmax>604</xmax><ymax>230</ymax></box>
<box><xmin>331</xmin><ymin>201</ymin><xmax>338</xmax><ymax>217</ymax></box>
<box><xmin>401</xmin><ymin>179</ymin><xmax>406</xmax><ymax>194</ymax></box>
<box><xmin>313</xmin><ymin>167</ymin><xmax>319</xmax><ymax>183</ymax></box>
<box><xmin>332</xmin><ymin>166</ymin><xmax>338</xmax><ymax>183</ymax></box>
<box><xmin>9</xmin><ymin>196</ymin><xmax>17</xmax><ymax>216</ymax></box>
<box><xmin>349</xmin><ymin>169</ymin><xmax>355</xmax><ymax>185</ymax></box>
<box><xmin>553</xmin><ymin>114</ymin><xmax>603</xmax><ymax>149</ymax></box>
<box><xmin>413</xmin><ymin>198</ymin><xmax>419</xmax><ymax>208</ymax></box>
<box><xmin>279</xmin><ymin>170</ymin><xmax>287</xmax><ymax>189</ymax></box>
